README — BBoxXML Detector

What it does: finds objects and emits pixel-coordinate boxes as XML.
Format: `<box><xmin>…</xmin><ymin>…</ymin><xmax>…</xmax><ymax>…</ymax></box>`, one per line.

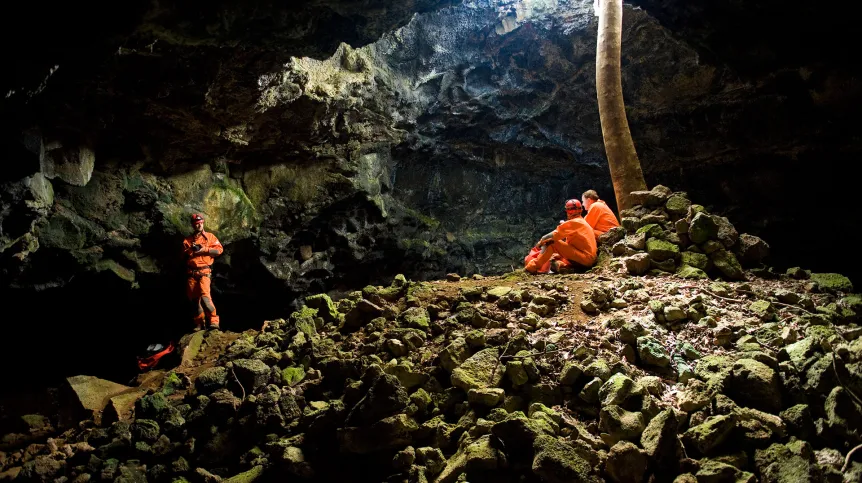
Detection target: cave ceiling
<box><xmin>1</xmin><ymin>0</ymin><xmax>861</xmax><ymax>297</ymax></box>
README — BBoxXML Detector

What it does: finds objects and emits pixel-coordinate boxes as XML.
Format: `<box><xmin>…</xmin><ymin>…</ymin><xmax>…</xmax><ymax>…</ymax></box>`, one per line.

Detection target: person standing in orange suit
<box><xmin>525</xmin><ymin>199</ymin><xmax>597</xmax><ymax>274</ymax></box>
<box><xmin>183</xmin><ymin>214</ymin><xmax>224</xmax><ymax>331</ymax></box>
<box><xmin>582</xmin><ymin>189</ymin><xmax>620</xmax><ymax>238</ymax></box>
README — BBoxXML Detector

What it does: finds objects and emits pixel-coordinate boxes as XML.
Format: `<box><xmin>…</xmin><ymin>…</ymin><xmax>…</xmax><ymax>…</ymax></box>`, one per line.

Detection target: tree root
<box><xmin>842</xmin><ymin>443</ymin><xmax>862</xmax><ymax>473</ymax></box>
<box><xmin>230</xmin><ymin>364</ymin><xmax>246</xmax><ymax>404</ymax></box>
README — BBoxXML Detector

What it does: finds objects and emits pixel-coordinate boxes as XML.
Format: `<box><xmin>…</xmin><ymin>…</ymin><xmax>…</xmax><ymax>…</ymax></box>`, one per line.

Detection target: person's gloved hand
<box><xmin>188</xmin><ymin>243</ymin><xmax>203</xmax><ymax>257</ymax></box>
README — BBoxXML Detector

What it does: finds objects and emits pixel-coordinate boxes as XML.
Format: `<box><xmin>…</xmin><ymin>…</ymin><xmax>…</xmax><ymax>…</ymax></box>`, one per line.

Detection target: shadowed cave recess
<box><xmin>2</xmin><ymin>0</ymin><xmax>861</xmax><ymax>389</ymax></box>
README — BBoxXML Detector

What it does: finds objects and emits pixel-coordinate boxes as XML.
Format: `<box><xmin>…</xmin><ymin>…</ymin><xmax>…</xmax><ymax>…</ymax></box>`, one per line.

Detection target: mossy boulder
<box><xmin>810</xmin><ymin>273</ymin><xmax>853</xmax><ymax>293</ymax></box>
<box><xmin>232</xmin><ymin>359</ymin><xmax>272</xmax><ymax>393</ymax></box>
<box><xmin>435</xmin><ymin>435</ymin><xmax>502</xmax><ymax>483</ymax></box>
<box><xmin>532</xmin><ymin>434</ymin><xmax>595</xmax><ymax>483</ymax></box>
<box><xmin>729</xmin><ymin>359</ymin><xmax>781</xmax><ymax>413</ymax></box>
<box><xmin>754</xmin><ymin>442</ymin><xmax>823</xmax><ymax>483</ymax></box>
<box><xmin>637</xmin><ymin>336</ymin><xmax>671</xmax><ymax>368</ymax></box>
<box><xmin>636</xmin><ymin>223</ymin><xmax>663</xmax><ymax>238</ymax></box>
<box><xmin>683</xmin><ymin>414</ymin><xmax>735</xmax><ymax>455</ymax></box>
<box><xmin>304</xmin><ymin>294</ymin><xmax>338</xmax><ymax>323</ymax></box>
<box><xmin>646</xmin><ymin>238</ymin><xmax>679</xmax><ymax>262</ymax></box>
<box><xmin>599</xmin><ymin>405</ymin><xmax>646</xmax><ymax>445</ymax></box>
<box><xmin>599</xmin><ymin>373</ymin><xmax>636</xmax><ymax>406</ymax></box>
<box><xmin>400</xmin><ymin>307</ymin><xmax>430</xmax><ymax>331</ymax></box>
<box><xmin>451</xmin><ymin>348</ymin><xmax>503</xmax><ymax>391</ymax></box>
<box><xmin>749</xmin><ymin>300</ymin><xmax>773</xmax><ymax>320</ymax></box>
<box><xmin>665</xmin><ymin>194</ymin><xmax>692</xmax><ymax>216</ymax></box>
<box><xmin>688</xmin><ymin>212</ymin><xmax>718</xmax><ymax>244</ymax></box>
<box><xmin>338</xmin><ymin>414</ymin><xmax>418</xmax><ymax>454</ymax></box>
<box><xmin>681</xmin><ymin>251</ymin><xmax>711</xmax><ymax>271</ymax></box>
<box><xmin>677</xmin><ymin>265</ymin><xmax>708</xmax><ymax>280</ymax></box>
<box><xmin>281</xmin><ymin>366</ymin><xmax>306</xmax><ymax>387</ymax></box>
<box><xmin>605</xmin><ymin>441</ymin><xmax>648</xmax><ymax>483</ymax></box>
<box><xmin>195</xmin><ymin>367</ymin><xmax>228</xmax><ymax>394</ymax></box>
<box><xmin>710</xmin><ymin>249</ymin><xmax>745</xmax><ymax>280</ymax></box>
<box><xmin>695</xmin><ymin>460</ymin><xmax>755</xmax><ymax>483</ymax></box>
<box><xmin>641</xmin><ymin>409</ymin><xmax>684</xmax><ymax>471</ymax></box>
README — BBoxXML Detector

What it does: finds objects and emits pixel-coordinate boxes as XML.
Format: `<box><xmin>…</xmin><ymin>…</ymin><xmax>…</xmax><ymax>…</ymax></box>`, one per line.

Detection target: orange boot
<box><xmin>208</xmin><ymin>311</ymin><xmax>220</xmax><ymax>330</ymax></box>
<box><xmin>193</xmin><ymin>312</ymin><xmax>206</xmax><ymax>331</ymax></box>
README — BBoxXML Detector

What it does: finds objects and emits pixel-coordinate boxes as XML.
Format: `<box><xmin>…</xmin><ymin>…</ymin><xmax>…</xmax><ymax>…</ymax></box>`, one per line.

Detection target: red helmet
<box><xmin>191</xmin><ymin>213</ymin><xmax>205</xmax><ymax>224</ymax></box>
<box><xmin>564</xmin><ymin>199</ymin><xmax>582</xmax><ymax>211</ymax></box>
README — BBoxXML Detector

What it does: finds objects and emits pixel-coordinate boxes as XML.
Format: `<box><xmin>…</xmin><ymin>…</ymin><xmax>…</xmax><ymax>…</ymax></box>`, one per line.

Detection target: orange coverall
<box><xmin>584</xmin><ymin>200</ymin><xmax>620</xmax><ymax>237</ymax></box>
<box><xmin>183</xmin><ymin>231</ymin><xmax>223</xmax><ymax>327</ymax></box>
<box><xmin>526</xmin><ymin>217</ymin><xmax>597</xmax><ymax>272</ymax></box>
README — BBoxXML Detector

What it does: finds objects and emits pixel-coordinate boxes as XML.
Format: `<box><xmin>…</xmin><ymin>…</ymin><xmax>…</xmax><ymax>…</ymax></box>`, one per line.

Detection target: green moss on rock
<box><xmin>636</xmin><ymin>224</ymin><xmax>663</xmax><ymax>238</ymax></box>
<box><xmin>710</xmin><ymin>249</ymin><xmax>744</xmax><ymax>281</ymax></box>
<box><xmin>665</xmin><ymin>194</ymin><xmax>692</xmax><ymax>216</ymax></box>
<box><xmin>677</xmin><ymin>265</ymin><xmax>708</xmax><ymax>280</ymax></box>
<box><xmin>681</xmin><ymin>251</ymin><xmax>710</xmax><ymax>270</ymax></box>
<box><xmin>688</xmin><ymin>212</ymin><xmax>718</xmax><ymax>244</ymax></box>
<box><xmin>304</xmin><ymin>294</ymin><xmax>338</xmax><ymax>322</ymax></box>
<box><xmin>646</xmin><ymin>238</ymin><xmax>679</xmax><ymax>262</ymax></box>
<box><xmin>281</xmin><ymin>366</ymin><xmax>306</xmax><ymax>387</ymax></box>
<box><xmin>451</xmin><ymin>348</ymin><xmax>503</xmax><ymax>391</ymax></box>
<box><xmin>810</xmin><ymin>273</ymin><xmax>854</xmax><ymax>293</ymax></box>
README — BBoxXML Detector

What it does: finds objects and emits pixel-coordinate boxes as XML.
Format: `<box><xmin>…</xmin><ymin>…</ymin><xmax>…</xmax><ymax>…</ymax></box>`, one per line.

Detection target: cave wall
<box><xmin>2</xmin><ymin>0</ymin><xmax>862</xmax><ymax>386</ymax></box>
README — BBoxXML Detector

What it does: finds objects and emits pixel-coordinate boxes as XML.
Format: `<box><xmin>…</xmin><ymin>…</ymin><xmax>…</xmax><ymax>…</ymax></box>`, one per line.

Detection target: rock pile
<box><xmin>1</xmin><ymin>188</ymin><xmax>862</xmax><ymax>483</ymax></box>
<box><xmin>604</xmin><ymin>185</ymin><xmax>771</xmax><ymax>281</ymax></box>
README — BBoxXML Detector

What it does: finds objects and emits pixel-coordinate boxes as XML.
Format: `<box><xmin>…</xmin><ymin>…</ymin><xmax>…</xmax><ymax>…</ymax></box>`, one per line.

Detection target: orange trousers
<box><xmin>187</xmin><ymin>273</ymin><xmax>219</xmax><ymax>327</ymax></box>
<box><xmin>526</xmin><ymin>241</ymin><xmax>595</xmax><ymax>273</ymax></box>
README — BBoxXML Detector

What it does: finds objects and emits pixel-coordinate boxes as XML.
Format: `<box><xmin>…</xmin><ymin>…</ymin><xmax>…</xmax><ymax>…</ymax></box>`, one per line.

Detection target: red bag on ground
<box><xmin>137</xmin><ymin>342</ymin><xmax>176</xmax><ymax>371</ymax></box>
<box><xmin>524</xmin><ymin>246</ymin><xmax>551</xmax><ymax>274</ymax></box>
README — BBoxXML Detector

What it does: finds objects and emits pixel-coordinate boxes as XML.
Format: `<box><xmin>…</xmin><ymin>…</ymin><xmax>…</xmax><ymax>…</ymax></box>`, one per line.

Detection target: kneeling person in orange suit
<box><xmin>582</xmin><ymin>189</ymin><xmax>620</xmax><ymax>238</ymax></box>
<box><xmin>183</xmin><ymin>214</ymin><xmax>224</xmax><ymax>330</ymax></box>
<box><xmin>525</xmin><ymin>199</ymin><xmax>598</xmax><ymax>273</ymax></box>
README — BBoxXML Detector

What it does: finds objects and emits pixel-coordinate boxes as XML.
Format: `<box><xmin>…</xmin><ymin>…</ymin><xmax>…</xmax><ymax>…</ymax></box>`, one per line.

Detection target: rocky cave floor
<box><xmin>1</xmin><ymin>186</ymin><xmax>861</xmax><ymax>483</ymax></box>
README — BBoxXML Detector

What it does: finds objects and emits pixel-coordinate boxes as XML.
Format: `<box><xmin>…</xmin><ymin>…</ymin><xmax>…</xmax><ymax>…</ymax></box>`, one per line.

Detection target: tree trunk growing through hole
<box><xmin>596</xmin><ymin>0</ymin><xmax>647</xmax><ymax>211</ymax></box>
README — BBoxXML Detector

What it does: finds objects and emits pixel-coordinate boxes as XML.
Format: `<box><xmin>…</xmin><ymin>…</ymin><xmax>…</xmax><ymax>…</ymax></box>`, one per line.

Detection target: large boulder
<box><xmin>435</xmin><ymin>435</ymin><xmax>503</xmax><ymax>483</ymax></box>
<box><xmin>681</xmin><ymin>251</ymin><xmax>711</xmax><ymax>271</ymax></box>
<box><xmin>754</xmin><ymin>442</ymin><xmax>824</xmax><ymax>483</ymax></box>
<box><xmin>196</xmin><ymin>367</ymin><xmax>229</xmax><ymax>394</ymax></box>
<box><xmin>637</xmin><ymin>336</ymin><xmax>671</xmax><ymax>368</ymax></box>
<box><xmin>604</xmin><ymin>441</ymin><xmax>648</xmax><ymax>483</ymax></box>
<box><xmin>623</xmin><ymin>253</ymin><xmax>651</xmax><ymax>275</ymax></box>
<box><xmin>400</xmin><ymin>307</ymin><xmax>430</xmax><ymax>331</ymax></box>
<box><xmin>304</xmin><ymin>293</ymin><xmax>339</xmax><ymax>322</ymax></box>
<box><xmin>40</xmin><ymin>142</ymin><xmax>95</xmax><ymax>186</ymax></box>
<box><xmin>232</xmin><ymin>359</ymin><xmax>271</xmax><ymax>393</ymax></box>
<box><xmin>629</xmin><ymin>186</ymin><xmax>673</xmax><ymax>207</ymax></box>
<box><xmin>344</xmin><ymin>299</ymin><xmax>385</xmax><ymax>328</ymax></box>
<box><xmin>451</xmin><ymin>348</ymin><xmax>503</xmax><ymax>391</ymax></box>
<box><xmin>599</xmin><ymin>227</ymin><xmax>626</xmax><ymax>246</ymax></box>
<box><xmin>810</xmin><ymin>273</ymin><xmax>854</xmax><ymax>293</ymax></box>
<box><xmin>688</xmin><ymin>212</ymin><xmax>718</xmax><ymax>244</ymax></box>
<box><xmin>58</xmin><ymin>375</ymin><xmax>136</xmax><ymax>427</ymax></box>
<box><xmin>735</xmin><ymin>234</ymin><xmax>770</xmax><ymax>266</ymax></box>
<box><xmin>710</xmin><ymin>249</ymin><xmax>745</xmax><ymax>280</ymax></box>
<box><xmin>641</xmin><ymin>409</ymin><xmax>684</xmax><ymax>471</ymax></box>
<box><xmin>646</xmin><ymin>239</ymin><xmax>679</xmax><ymax>262</ymax></box>
<box><xmin>346</xmin><ymin>369</ymin><xmax>409</xmax><ymax>426</ymax></box>
<box><xmin>683</xmin><ymin>414</ymin><xmax>735</xmax><ymax>456</ymax></box>
<box><xmin>712</xmin><ymin>215</ymin><xmax>739</xmax><ymax>248</ymax></box>
<box><xmin>600</xmin><ymin>405</ymin><xmax>646</xmax><ymax>445</ymax></box>
<box><xmin>532</xmin><ymin>434</ymin><xmax>598</xmax><ymax>483</ymax></box>
<box><xmin>729</xmin><ymin>359</ymin><xmax>782</xmax><ymax>413</ymax></box>
<box><xmin>665</xmin><ymin>194</ymin><xmax>691</xmax><ymax>217</ymax></box>
<box><xmin>338</xmin><ymin>414</ymin><xmax>418</xmax><ymax>454</ymax></box>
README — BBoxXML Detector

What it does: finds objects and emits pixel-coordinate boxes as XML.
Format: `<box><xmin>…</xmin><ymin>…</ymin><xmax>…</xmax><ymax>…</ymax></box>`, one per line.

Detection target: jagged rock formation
<box><xmin>2</xmin><ymin>0</ymin><xmax>862</xmax><ymax>385</ymax></box>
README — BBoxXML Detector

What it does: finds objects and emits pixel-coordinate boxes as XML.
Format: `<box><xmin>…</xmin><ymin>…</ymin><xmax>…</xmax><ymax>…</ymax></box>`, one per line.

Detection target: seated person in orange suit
<box><xmin>525</xmin><ymin>199</ymin><xmax>598</xmax><ymax>274</ymax></box>
<box><xmin>582</xmin><ymin>189</ymin><xmax>620</xmax><ymax>238</ymax></box>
